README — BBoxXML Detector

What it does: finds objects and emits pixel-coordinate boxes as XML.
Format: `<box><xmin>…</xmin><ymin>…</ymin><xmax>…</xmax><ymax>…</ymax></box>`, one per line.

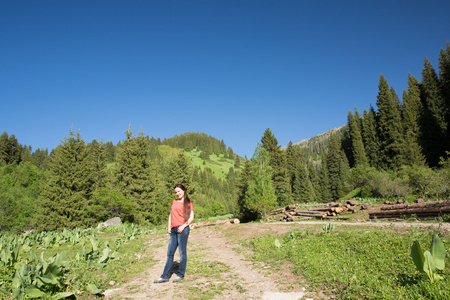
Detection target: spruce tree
<box><xmin>285</xmin><ymin>141</ymin><xmax>299</xmax><ymax>194</ymax></box>
<box><xmin>35</xmin><ymin>130</ymin><xmax>94</xmax><ymax>231</ymax></box>
<box><xmin>361</xmin><ymin>106</ymin><xmax>380</xmax><ymax>168</ymax></box>
<box><xmin>261</xmin><ymin>128</ymin><xmax>290</xmax><ymax>206</ymax></box>
<box><xmin>347</xmin><ymin>109</ymin><xmax>368</xmax><ymax>168</ymax></box>
<box><xmin>31</xmin><ymin>148</ymin><xmax>49</xmax><ymax>170</ymax></box>
<box><xmin>376</xmin><ymin>74</ymin><xmax>406</xmax><ymax>169</ymax></box>
<box><xmin>242</xmin><ymin>144</ymin><xmax>277</xmax><ymax>219</ymax></box>
<box><xmin>235</xmin><ymin>159</ymin><xmax>255</xmax><ymax>221</ymax></box>
<box><xmin>420</xmin><ymin>58</ymin><xmax>448</xmax><ymax>166</ymax></box>
<box><xmin>0</xmin><ymin>132</ymin><xmax>9</xmax><ymax>163</ymax></box>
<box><xmin>234</xmin><ymin>154</ymin><xmax>241</xmax><ymax>168</ymax></box>
<box><xmin>7</xmin><ymin>135</ymin><xmax>20</xmax><ymax>164</ymax></box>
<box><xmin>87</xmin><ymin>139</ymin><xmax>108</xmax><ymax>192</ymax></box>
<box><xmin>113</xmin><ymin>128</ymin><xmax>154</xmax><ymax>224</ymax></box>
<box><xmin>402</xmin><ymin>74</ymin><xmax>425</xmax><ymax>166</ymax></box>
<box><xmin>308</xmin><ymin>162</ymin><xmax>321</xmax><ymax>202</ymax></box>
<box><xmin>319</xmin><ymin>154</ymin><xmax>332</xmax><ymax>203</ymax></box>
<box><xmin>438</xmin><ymin>42</ymin><xmax>450</xmax><ymax>149</ymax></box>
<box><xmin>324</xmin><ymin>134</ymin><xmax>345</xmax><ymax>201</ymax></box>
<box><xmin>292</xmin><ymin>158</ymin><xmax>315</xmax><ymax>203</ymax></box>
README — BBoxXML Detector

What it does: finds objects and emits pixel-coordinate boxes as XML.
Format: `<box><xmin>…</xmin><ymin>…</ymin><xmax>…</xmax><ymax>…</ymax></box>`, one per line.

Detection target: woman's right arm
<box><xmin>167</xmin><ymin>212</ymin><xmax>172</xmax><ymax>234</ymax></box>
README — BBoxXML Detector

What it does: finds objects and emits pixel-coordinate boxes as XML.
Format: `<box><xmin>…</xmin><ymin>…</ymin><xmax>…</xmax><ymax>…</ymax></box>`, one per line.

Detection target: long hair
<box><xmin>174</xmin><ymin>184</ymin><xmax>191</xmax><ymax>223</ymax></box>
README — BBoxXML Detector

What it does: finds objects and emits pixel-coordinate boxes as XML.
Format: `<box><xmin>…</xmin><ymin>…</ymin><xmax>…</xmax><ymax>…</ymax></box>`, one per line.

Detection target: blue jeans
<box><xmin>161</xmin><ymin>226</ymin><xmax>190</xmax><ymax>279</ymax></box>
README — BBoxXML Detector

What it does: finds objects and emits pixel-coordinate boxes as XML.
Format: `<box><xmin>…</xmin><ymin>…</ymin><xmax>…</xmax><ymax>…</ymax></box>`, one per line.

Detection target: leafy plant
<box><xmin>321</xmin><ymin>223</ymin><xmax>335</xmax><ymax>233</ymax></box>
<box><xmin>411</xmin><ymin>233</ymin><xmax>446</xmax><ymax>282</ymax></box>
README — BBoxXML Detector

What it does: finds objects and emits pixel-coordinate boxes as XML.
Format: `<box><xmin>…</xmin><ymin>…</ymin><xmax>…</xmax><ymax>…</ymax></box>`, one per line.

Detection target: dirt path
<box><xmin>103</xmin><ymin>221</ymin><xmax>449</xmax><ymax>300</ymax></box>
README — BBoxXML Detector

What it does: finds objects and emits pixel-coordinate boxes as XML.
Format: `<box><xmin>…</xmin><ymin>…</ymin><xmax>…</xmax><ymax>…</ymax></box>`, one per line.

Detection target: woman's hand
<box><xmin>177</xmin><ymin>224</ymin><xmax>187</xmax><ymax>233</ymax></box>
<box><xmin>167</xmin><ymin>228</ymin><xmax>171</xmax><ymax>234</ymax></box>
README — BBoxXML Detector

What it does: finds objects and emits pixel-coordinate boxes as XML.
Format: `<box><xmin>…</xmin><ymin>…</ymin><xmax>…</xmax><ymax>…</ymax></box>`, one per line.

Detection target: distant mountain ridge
<box><xmin>290</xmin><ymin>125</ymin><xmax>346</xmax><ymax>148</ymax></box>
<box><xmin>282</xmin><ymin>124</ymin><xmax>346</xmax><ymax>162</ymax></box>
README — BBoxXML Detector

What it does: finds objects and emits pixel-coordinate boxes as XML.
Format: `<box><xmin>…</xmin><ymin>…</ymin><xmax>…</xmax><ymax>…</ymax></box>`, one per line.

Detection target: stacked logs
<box><xmin>265</xmin><ymin>200</ymin><xmax>362</xmax><ymax>222</ymax></box>
<box><xmin>369</xmin><ymin>199</ymin><xmax>450</xmax><ymax>219</ymax></box>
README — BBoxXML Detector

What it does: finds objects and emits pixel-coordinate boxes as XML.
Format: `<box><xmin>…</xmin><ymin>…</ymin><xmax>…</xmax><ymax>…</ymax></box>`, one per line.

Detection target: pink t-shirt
<box><xmin>170</xmin><ymin>199</ymin><xmax>194</xmax><ymax>228</ymax></box>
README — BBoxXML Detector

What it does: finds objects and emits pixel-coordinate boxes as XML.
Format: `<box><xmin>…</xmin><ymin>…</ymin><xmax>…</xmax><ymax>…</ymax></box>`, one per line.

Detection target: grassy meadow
<box><xmin>242</xmin><ymin>223</ymin><xmax>450</xmax><ymax>300</ymax></box>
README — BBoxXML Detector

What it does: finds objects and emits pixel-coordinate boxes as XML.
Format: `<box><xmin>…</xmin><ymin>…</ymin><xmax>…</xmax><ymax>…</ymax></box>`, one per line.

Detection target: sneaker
<box><xmin>154</xmin><ymin>278</ymin><xmax>169</xmax><ymax>284</ymax></box>
<box><xmin>173</xmin><ymin>276</ymin><xmax>184</xmax><ymax>283</ymax></box>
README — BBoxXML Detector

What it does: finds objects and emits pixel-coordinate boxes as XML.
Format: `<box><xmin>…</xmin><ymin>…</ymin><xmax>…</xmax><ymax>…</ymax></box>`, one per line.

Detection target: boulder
<box><xmin>97</xmin><ymin>217</ymin><xmax>122</xmax><ymax>229</ymax></box>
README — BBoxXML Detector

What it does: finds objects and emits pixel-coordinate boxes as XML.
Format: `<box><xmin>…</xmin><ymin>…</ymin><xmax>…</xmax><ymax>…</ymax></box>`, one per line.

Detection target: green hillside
<box><xmin>185</xmin><ymin>149</ymin><xmax>240</xmax><ymax>180</ymax></box>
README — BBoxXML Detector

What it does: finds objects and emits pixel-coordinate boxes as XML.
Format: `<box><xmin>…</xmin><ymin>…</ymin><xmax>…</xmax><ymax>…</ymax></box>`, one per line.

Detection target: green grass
<box><xmin>243</xmin><ymin>225</ymin><xmax>450</xmax><ymax>300</ymax></box>
<box><xmin>185</xmin><ymin>149</ymin><xmax>236</xmax><ymax>180</ymax></box>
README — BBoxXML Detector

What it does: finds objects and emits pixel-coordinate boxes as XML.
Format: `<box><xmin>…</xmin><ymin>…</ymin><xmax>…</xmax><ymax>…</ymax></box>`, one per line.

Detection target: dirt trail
<box><xmin>103</xmin><ymin>221</ymin><xmax>448</xmax><ymax>300</ymax></box>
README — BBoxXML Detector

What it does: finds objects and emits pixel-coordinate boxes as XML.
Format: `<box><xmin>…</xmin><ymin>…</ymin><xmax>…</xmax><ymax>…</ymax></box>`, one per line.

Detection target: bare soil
<box><xmin>103</xmin><ymin>220</ymin><xmax>449</xmax><ymax>300</ymax></box>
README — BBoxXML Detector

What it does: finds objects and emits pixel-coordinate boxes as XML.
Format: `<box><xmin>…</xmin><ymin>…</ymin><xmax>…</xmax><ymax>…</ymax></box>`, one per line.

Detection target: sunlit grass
<box><xmin>243</xmin><ymin>225</ymin><xmax>450</xmax><ymax>300</ymax></box>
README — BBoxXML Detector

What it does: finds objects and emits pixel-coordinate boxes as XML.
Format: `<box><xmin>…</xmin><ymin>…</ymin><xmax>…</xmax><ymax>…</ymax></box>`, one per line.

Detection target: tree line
<box><xmin>235</xmin><ymin>42</ymin><xmax>450</xmax><ymax>221</ymax></box>
<box><xmin>0</xmin><ymin>129</ymin><xmax>239</xmax><ymax>232</ymax></box>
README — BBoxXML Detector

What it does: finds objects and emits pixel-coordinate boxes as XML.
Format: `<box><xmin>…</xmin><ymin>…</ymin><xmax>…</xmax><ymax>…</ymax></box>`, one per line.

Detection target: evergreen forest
<box><xmin>1</xmin><ymin>43</ymin><xmax>450</xmax><ymax>232</ymax></box>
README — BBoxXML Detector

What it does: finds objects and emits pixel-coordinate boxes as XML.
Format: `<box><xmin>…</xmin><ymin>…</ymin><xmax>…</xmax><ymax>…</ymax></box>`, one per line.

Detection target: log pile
<box><xmin>190</xmin><ymin>218</ymin><xmax>240</xmax><ymax>229</ymax></box>
<box><xmin>265</xmin><ymin>200</ymin><xmax>362</xmax><ymax>222</ymax></box>
<box><xmin>369</xmin><ymin>199</ymin><xmax>450</xmax><ymax>219</ymax></box>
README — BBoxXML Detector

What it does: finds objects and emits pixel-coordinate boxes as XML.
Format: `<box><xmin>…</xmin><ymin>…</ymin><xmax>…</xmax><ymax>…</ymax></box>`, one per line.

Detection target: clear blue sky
<box><xmin>1</xmin><ymin>0</ymin><xmax>449</xmax><ymax>158</ymax></box>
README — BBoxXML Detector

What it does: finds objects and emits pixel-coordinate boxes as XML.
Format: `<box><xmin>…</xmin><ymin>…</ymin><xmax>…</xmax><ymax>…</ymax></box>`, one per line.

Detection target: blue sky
<box><xmin>1</xmin><ymin>0</ymin><xmax>449</xmax><ymax>158</ymax></box>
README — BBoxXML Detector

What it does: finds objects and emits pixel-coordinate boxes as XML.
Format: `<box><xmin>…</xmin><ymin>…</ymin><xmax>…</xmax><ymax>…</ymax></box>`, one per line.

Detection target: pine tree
<box><xmin>260</xmin><ymin>128</ymin><xmax>290</xmax><ymax>206</ymax></box>
<box><xmin>308</xmin><ymin>162</ymin><xmax>321</xmax><ymax>202</ymax></box>
<box><xmin>31</xmin><ymin>148</ymin><xmax>49</xmax><ymax>169</ymax></box>
<box><xmin>438</xmin><ymin>42</ymin><xmax>450</xmax><ymax>149</ymax></box>
<box><xmin>292</xmin><ymin>159</ymin><xmax>315</xmax><ymax>203</ymax></box>
<box><xmin>113</xmin><ymin>128</ymin><xmax>154</xmax><ymax>224</ymax></box>
<box><xmin>319</xmin><ymin>154</ymin><xmax>332</xmax><ymax>203</ymax></box>
<box><xmin>0</xmin><ymin>132</ymin><xmax>9</xmax><ymax>163</ymax></box>
<box><xmin>376</xmin><ymin>74</ymin><xmax>406</xmax><ymax>169</ymax></box>
<box><xmin>402</xmin><ymin>74</ymin><xmax>425</xmax><ymax>166</ymax></box>
<box><xmin>7</xmin><ymin>135</ymin><xmax>20</xmax><ymax>164</ymax></box>
<box><xmin>235</xmin><ymin>159</ymin><xmax>255</xmax><ymax>221</ymax></box>
<box><xmin>361</xmin><ymin>106</ymin><xmax>380</xmax><ymax>168</ymax></box>
<box><xmin>35</xmin><ymin>130</ymin><xmax>94</xmax><ymax>231</ymax></box>
<box><xmin>228</xmin><ymin>147</ymin><xmax>235</xmax><ymax>160</ymax></box>
<box><xmin>347</xmin><ymin>109</ymin><xmax>368</xmax><ymax>168</ymax></box>
<box><xmin>324</xmin><ymin>134</ymin><xmax>345</xmax><ymax>201</ymax></box>
<box><xmin>234</xmin><ymin>154</ymin><xmax>241</xmax><ymax>168</ymax></box>
<box><xmin>104</xmin><ymin>141</ymin><xmax>116</xmax><ymax>163</ymax></box>
<box><xmin>420</xmin><ymin>58</ymin><xmax>448</xmax><ymax>166</ymax></box>
<box><xmin>285</xmin><ymin>141</ymin><xmax>299</xmax><ymax>194</ymax></box>
<box><xmin>87</xmin><ymin>139</ymin><xmax>108</xmax><ymax>192</ymax></box>
<box><xmin>242</xmin><ymin>144</ymin><xmax>277</xmax><ymax>219</ymax></box>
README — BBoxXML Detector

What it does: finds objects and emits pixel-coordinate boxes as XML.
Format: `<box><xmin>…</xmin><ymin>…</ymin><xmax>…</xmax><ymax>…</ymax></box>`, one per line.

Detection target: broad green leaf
<box><xmin>411</xmin><ymin>241</ymin><xmax>425</xmax><ymax>273</ymax></box>
<box><xmin>12</xmin><ymin>273</ymin><xmax>23</xmax><ymax>289</ymax></box>
<box><xmin>430</xmin><ymin>233</ymin><xmax>446</xmax><ymax>270</ymax></box>
<box><xmin>53</xmin><ymin>251</ymin><xmax>67</xmax><ymax>267</ymax></box>
<box><xmin>86</xmin><ymin>283</ymin><xmax>102</xmax><ymax>294</ymax></box>
<box><xmin>0</xmin><ymin>288</ymin><xmax>13</xmax><ymax>297</ymax></box>
<box><xmin>110</xmin><ymin>251</ymin><xmax>121</xmax><ymax>260</ymax></box>
<box><xmin>24</xmin><ymin>285</ymin><xmax>46</xmax><ymax>298</ymax></box>
<box><xmin>39</xmin><ymin>264</ymin><xmax>63</xmax><ymax>285</ymax></box>
<box><xmin>98</xmin><ymin>246</ymin><xmax>110</xmax><ymax>263</ymax></box>
<box><xmin>274</xmin><ymin>239</ymin><xmax>281</xmax><ymax>249</ymax></box>
<box><xmin>90</xmin><ymin>236</ymin><xmax>99</xmax><ymax>252</ymax></box>
<box><xmin>54</xmin><ymin>292</ymin><xmax>75</xmax><ymax>299</ymax></box>
<box><xmin>423</xmin><ymin>250</ymin><xmax>436</xmax><ymax>282</ymax></box>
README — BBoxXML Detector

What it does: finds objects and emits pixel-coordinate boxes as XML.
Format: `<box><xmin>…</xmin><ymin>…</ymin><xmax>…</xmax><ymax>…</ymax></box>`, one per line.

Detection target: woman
<box><xmin>154</xmin><ymin>184</ymin><xmax>194</xmax><ymax>283</ymax></box>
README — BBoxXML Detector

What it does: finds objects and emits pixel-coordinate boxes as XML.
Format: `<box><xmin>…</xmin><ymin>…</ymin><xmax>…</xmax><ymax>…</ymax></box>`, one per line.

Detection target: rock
<box><xmin>97</xmin><ymin>217</ymin><xmax>122</xmax><ymax>229</ymax></box>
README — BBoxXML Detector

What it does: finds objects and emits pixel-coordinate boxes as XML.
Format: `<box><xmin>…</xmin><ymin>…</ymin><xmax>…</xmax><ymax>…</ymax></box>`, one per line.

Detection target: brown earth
<box><xmin>102</xmin><ymin>218</ymin><xmax>449</xmax><ymax>300</ymax></box>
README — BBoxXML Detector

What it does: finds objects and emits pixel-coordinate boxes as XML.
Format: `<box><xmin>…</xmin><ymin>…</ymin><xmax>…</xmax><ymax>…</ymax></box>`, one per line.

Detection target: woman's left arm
<box><xmin>187</xmin><ymin>210</ymin><xmax>194</xmax><ymax>226</ymax></box>
<box><xmin>178</xmin><ymin>210</ymin><xmax>194</xmax><ymax>233</ymax></box>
